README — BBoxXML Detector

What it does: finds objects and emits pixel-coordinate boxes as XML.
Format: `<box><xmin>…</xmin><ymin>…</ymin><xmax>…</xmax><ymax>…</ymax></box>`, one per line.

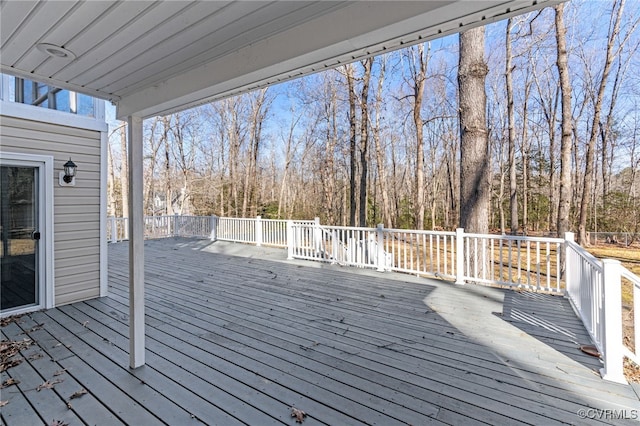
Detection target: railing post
<box><xmin>210</xmin><ymin>215</ymin><xmax>218</xmax><ymax>241</ymax></box>
<box><xmin>286</xmin><ymin>220</ymin><xmax>294</xmax><ymax>260</ymax></box>
<box><xmin>313</xmin><ymin>217</ymin><xmax>321</xmax><ymax>254</ymax></box>
<box><xmin>600</xmin><ymin>259</ymin><xmax>626</xmax><ymax>384</ymax></box>
<box><xmin>376</xmin><ymin>224</ymin><xmax>386</xmax><ymax>272</ymax></box>
<box><xmin>563</xmin><ymin>232</ymin><xmax>575</xmax><ymax>293</ymax></box>
<box><xmin>455</xmin><ymin>228</ymin><xmax>465</xmax><ymax>285</ymax></box>
<box><xmin>173</xmin><ymin>213</ymin><xmax>179</xmax><ymax>237</ymax></box>
<box><xmin>256</xmin><ymin>216</ymin><xmax>263</xmax><ymax>247</ymax></box>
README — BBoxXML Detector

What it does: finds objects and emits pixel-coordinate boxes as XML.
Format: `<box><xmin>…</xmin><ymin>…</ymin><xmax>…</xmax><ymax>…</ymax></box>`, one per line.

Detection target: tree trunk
<box><xmin>359</xmin><ymin>58</ymin><xmax>372</xmax><ymax>227</ymax></box>
<box><xmin>410</xmin><ymin>44</ymin><xmax>428</xmax><ymax>230</ymax></box>
<box><xmin>555</xmin><ymin>3</ymin><xmax>573</xmax><ymax>239</ymax></box>
<box><xmin>459</xmin><ymin>27</ymin><xmax>490</xmax><ymax>233</ymax></box>
<box><xmin>521</xmin><ymin>81</ymin><xmax>531</xmax><ymax>234</ymax></box>
<box><xmin>373</xmin><ymin>59</ymin><xmax>392</xmax><ymax>228</ymax></box>
<box><xmin>346</xmin><ymin>64</ymin><xmax>358</xmax><ymax>227</ymax></box>
<box><xmin>506</xmin><ymin>18</ymin><xmax>518</xmax><ymax>235</ymax></box>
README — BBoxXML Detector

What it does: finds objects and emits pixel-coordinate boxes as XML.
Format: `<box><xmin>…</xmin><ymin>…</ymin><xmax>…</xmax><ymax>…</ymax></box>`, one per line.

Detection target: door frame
<box><xmin>0</xmin><ymin>151</ymin><xmax>54</xmax><ymax>316</ymax></box>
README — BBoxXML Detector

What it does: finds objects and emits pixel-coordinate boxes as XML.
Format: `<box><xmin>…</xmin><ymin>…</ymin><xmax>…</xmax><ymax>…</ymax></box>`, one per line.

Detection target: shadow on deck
<box><xmin>1</xmin><ymin>237</ymin><xmax>639</xmax><ymax>425</ymax></box>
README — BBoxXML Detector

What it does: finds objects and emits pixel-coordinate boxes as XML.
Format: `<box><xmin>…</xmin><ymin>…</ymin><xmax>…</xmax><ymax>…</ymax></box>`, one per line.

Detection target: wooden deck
<box><xmin>2</xmin><ymin>237</ymin><xmax>639</xmax><ymax>425</ymax></box>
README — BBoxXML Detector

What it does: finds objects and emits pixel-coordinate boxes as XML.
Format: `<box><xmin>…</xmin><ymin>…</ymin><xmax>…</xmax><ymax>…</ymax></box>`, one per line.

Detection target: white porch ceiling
<box><xmin>1</xmin><ymin>1</ymin><xmax>560</xmax><ymax>120</ymax></box>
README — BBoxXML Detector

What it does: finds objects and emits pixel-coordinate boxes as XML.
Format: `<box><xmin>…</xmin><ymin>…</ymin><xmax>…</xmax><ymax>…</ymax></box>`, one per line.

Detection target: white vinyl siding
<box><xmin>0</xmin><ymin>112</ymin><xmax>105</xmax><ymax>306</ymax></box>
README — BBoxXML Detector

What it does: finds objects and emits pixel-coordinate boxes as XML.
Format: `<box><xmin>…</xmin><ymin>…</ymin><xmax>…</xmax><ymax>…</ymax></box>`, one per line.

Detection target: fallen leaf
<box><xmin>1</xmin><ymin>378</ymin><xmax>20</xmax><ymax>388</ymax></box>
<box><xmin>66</xmin><ymin>401</ymin><xmax>73</xmax><ymax>409</ymax></box>
<box><xmin>0</xmin><ymin>400</ymin><xmax>8</xmax><ymax>407</ymax></box>
<box><xmin>50</xmin><ymin>420</ymin><xmax>68</xmax><ymax>426</ymax></box>
<box><xmin>28</xmin><ymin>353</ymin><xmax>44</xmax><ymax>361</ymax></box>
<box><xmin>0</xmin><ymin>338</ymin><xmax>33</xmax><ymax>372</ymax></box>
<box><xmin>82</xmin><ymin>321</ymin><xmax>89</xmax><ymax>327</ymax></box>
<box><xmin>0</xmin><ymin>359</ymin><xmax>22</xmax><ymax>372</ymax></box>
<box><xmin>53</xmin><ymin>369</ymin><xmax>67</xmax><ymax>376</ymax></box>
<box><xmin>20</xmin><ymin>323</ymin><xmax>45</xmax><ymax>334</ymax></box>
<box><xmin>291</xmin><ymin>407</ymin><xmax>307</xmax><ymax>423</ymax></box>
<box><xmin>37</xmin><ymin>378</ymin><xmax>63</xmax><ymax>391</ymax></box>
<box><xmin>69</xmin><ymin>389</ymin><xmax>87</xmax><ymax>399</ymax></box>
<box><xmin>0</xmin><ymin>314</ymin><xmax>24</xmax><ymax>327</ymax></box>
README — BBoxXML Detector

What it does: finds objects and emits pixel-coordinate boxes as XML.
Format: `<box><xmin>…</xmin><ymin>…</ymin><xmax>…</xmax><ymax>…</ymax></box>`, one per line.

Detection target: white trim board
<box><xmin>0</xmin><ymin>100</ymin><xmax>108</xmax><ymax>132</ymax></box>
<box><xmin>0</xmin><ymin>151</ymin><xmax>55</xmax><ymax>317</ymax></box>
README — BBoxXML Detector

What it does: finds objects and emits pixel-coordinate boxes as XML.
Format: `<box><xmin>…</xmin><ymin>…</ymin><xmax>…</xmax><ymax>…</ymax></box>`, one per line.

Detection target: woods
<box><xmin>107</xmin><ymin>0</ymin><xmax>640</xmax><ymax>242</ymax></box>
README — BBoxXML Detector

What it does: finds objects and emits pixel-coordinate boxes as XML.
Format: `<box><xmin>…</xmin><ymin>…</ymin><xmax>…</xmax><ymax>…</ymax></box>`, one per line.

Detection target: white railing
<box><xmin>174</xmin><ymin>215</ymin><xmax>211</xmax><ymax>238</ymax></box>
<box><xmin>462</xmin><ymin>232</ymin><xmax>565</xmax><ymax>293</ymax></box>
<box><xmin>216</xmin><ymin>217</ymin><xmax>256</xmax><ymax>244</ymax></box>
<box><xmin>145</xmin><ymin>215</ymin><xmax>174</xmax><ymax>239</ymax></box>
<box><xmin>288</xmin><ymin>222</ymin><xmax>388</xmax><ymax>269</ymax></box>
<box><xmin>565</xmin><ymin>238</ymin><xmax>605</xmax><ymax>353</ymax></box>
<box><xmin>287</xmin><ymin>222</ymin><xmax>564</xmax><ymax>291</ymax></box>
<box><xmin>621</xmin><ymin>267</ymin><xmax>640</xmax><ymax>367</ymax></box>
<box><xmin>215</xmin><ymin>217</ymin><xmax>314</xmax><ymax>248</ymax></box>
<box><xmin>382</xmin><ymin>228</ymin><xmax>456</xmax><ymax>278</ymax></box>
<box><xmin>107</xmin><ymin>214</ymin><xmax>212</xmax><ymax>241</ymax></box>
<box><xmin>261</xmin><ymin>219</ymin><xmax>289</xmax><ymax>247</ymax></box>
<box><xmin>107</xmin><ymin>215</ymin><xmax>640</xmax><ymax>383</ymax></box>
<box><xmin>564</xmin><ymin>232</ymin><xmax>632</xmax><ymax>384</ymax></box>
<box><xmin>107</xmin><ymin>217</ymin><xmax>128</xmax><ymax>243</ymax></box>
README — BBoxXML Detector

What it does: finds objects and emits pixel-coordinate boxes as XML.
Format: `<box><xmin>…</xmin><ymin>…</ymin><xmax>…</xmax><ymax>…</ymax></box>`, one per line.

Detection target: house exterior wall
<box><xmin>0</xmin><ymin>101</ymin><xmax>108</xmax><ymax>306</ymax></box>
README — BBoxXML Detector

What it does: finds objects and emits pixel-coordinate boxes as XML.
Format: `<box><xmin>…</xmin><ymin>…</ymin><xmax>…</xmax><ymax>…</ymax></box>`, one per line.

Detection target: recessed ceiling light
<box><xmin>36</xmin><ymin>43</ymin><xmax>76</xmax><ymax>60</ymax></box>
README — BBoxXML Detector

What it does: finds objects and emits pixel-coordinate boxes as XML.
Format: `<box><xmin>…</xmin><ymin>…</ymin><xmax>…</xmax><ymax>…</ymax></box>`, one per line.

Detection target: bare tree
<box><xmin>555</xmin><ymin>3</ymin><xmax>573</xmax><ymax>238</ymax></box>
<box><xmin>372</xmin><ymin>57</ymin><xmax>393</xmax><ymax>227</ymax></box>
<box><xmin>578</xmin><ymin>0</ymin><xmax>634</xmax><ymax>245</ymax></box>
<box><xmin>345</xmin><ymin>64</ymin><xmax>358</xmax><ymax>226</ymax></box>
<box><xmin>459</xmin><ymin>27</ymin><xmax>490</xmax><ymax>234</ymax></box>
<box><xmin>358</xmin><ymin>58</ymin><xmax>373</xmax><ymax>226</ymax></box>
<box><xmin>506</xmin><ymin>18</ymin><xmax>519</xmax><ymax>234</ymax></box>
<box><xmin>405</xmin><ymin>44</ymin><xmax>429</xmax><ymax>229</ymax></box>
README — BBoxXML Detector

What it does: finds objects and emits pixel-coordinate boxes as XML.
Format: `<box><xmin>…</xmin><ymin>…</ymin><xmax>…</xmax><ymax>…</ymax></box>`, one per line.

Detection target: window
<box><xmin>1</xmin><ymin>74</ymin><xmax>99</xmax><ymax>118</ymax></box>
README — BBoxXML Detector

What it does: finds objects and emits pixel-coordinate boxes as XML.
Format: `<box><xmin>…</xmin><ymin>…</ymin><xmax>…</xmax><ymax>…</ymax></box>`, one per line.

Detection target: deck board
<box><xmin>2</xmin><ymin>237</ymin><xmax>639</xmax><ymax>425</ymax></box>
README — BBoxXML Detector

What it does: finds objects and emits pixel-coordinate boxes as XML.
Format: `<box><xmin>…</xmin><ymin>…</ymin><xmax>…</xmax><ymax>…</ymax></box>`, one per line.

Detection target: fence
<box><xmin>107</xmin><ymin>215</ymin><xmax>639</xmax><ymax>383</ymax></box>
<box><xmin>589</xmin><ymin>232</ymin><xmax>638</xmax><ymax>246</ymax></box>
<box><xmin>108</xmin><ymin>215</ymin><xmax>213</xmax><ymax>242</ymax></box>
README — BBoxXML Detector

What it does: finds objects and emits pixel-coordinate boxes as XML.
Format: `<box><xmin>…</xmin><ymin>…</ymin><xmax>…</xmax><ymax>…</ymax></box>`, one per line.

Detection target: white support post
<box><xmin>286</xmin><ymin>220</ymin><xmax>294</xmax><ymax>260</ymax></box>
<box><xmin>455</xmin><ymin>228</ymin><xmax>465</xmax><ymax>285</ymax></box>
<box><xmin>210</xmin><ymin>215</ymin><xmax>218</xmax><ymax>241</ymax></box>
<box><xmin>563</xmin><ymin>232</ymin><xmax>574</xmax><ymax>291</ymax></box>
<box><xmin>128</xmin><ymin>115</ymin><xmax>145</xmax><ymax>369</ymax></box>
<box><xmin>376</xmin><ymin>224</ymin><xmax>385</xmax><ymax>272</ymax></box>
<box><xmin>601</xmin><ymin>259</ymin><xmax>626</xmax><ymax>384</ymax></box>
<box><xmin>256</xmin><ymin>216</ymin><xmax>263</xmax><ymax>247</ymax></box>
<box><xmin>313</xmin><ymin>217</ymin><xmax>321</xmax><ymax>254</ymax></box>
<box><xmin>174</xmin><ymin>213</ymin><xmax>179</xmax><ymax>237</ymax></box>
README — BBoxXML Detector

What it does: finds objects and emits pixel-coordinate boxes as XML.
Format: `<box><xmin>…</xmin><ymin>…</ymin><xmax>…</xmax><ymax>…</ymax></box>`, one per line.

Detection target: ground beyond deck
<box><xmin>1</xmin><ymin>238</ymin><xmax>639</xmax><ymax>425</ymax></box>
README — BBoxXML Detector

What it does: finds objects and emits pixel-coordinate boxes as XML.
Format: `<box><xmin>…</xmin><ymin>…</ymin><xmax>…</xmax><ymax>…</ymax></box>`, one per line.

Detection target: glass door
<box><xmin>0</xmin><ymin>165</ymin><xmax>39</xmax><ymax>311</ymax></box>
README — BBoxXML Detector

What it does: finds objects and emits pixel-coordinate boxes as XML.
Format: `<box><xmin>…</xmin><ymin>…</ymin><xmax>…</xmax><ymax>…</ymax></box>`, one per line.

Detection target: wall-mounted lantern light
<box><xmin>59</xmin><ymin>158</ymin><xmax>77</xmax><ymax>186</ymax></box>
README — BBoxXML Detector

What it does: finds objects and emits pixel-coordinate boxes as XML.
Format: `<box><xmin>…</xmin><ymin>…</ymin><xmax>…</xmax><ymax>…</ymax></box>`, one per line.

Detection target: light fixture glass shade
<box><xmin>63</xmin><ymin>158</ymin><xmax>77</xmax><ymax>183</ymax></box>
